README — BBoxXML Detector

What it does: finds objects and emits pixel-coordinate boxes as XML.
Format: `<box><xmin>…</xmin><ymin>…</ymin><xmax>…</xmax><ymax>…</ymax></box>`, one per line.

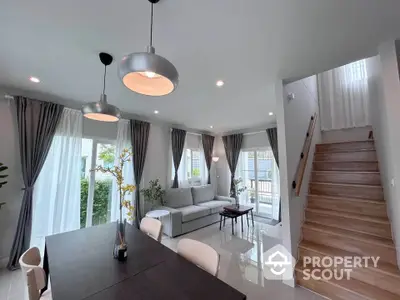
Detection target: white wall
<box><xmin>276</xmin><ymin>75</ymin><xmax>321</xmax><ymax>286</ymax></box>
<box><xmin>321</xmin><ymin>126</ymin><xmax>372</xmax><ymax>143</ymax></box>
<box><xmin>368</xmin><ymin>41</ymin><xmax>400</xmax><ymax>265</ymax></box>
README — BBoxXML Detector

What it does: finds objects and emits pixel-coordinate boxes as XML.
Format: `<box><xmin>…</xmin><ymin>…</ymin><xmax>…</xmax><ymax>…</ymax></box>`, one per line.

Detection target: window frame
<box><xmin>83</xmin><ymin>138</ymin><xmax>116</xmax><ymax>228</ymax></box>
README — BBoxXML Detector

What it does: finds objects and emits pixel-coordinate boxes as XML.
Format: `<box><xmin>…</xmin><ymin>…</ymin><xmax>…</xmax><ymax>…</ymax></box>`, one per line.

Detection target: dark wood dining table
<box><xmin>43</xmin><ymin>222</ymin><xmax>246</xmax><ymax>300</ymax></box>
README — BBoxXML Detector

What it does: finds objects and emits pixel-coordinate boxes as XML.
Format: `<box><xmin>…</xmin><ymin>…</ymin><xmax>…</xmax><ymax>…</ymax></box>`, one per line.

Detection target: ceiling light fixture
<box><xmin>216</xmin><ymin>80</ymin><xmax>224</xmax><ymax>87</ymax></box>
<box><xmin>210</xmin><ymin>125</ymin><xmax>214</xmax><ymax>129</ymax></box>
<box><xmin>29</xmin><ymin>76</ymin><xmax>40</xmax><ymax>83</ymax></box>
<box><xmin>119</xmin><ymin>0</ymin><xmax>179</xmax><ymax>96</ymax></box>
<box><xmin>82</xmin><ymin>53</ymin><xmax>121</xmax><ymax>122</ymax></box>
<box><xmin>154</xmin><ymin>110</ymin><xmax>159</xmax><ymax>114</ymax></box>
<box><xmin>269</xmin><ymin>112</ymin><xmax>274</xmax><ymax>116</ymax></box>
<box><xmin>212</xmin><ymin>156</ymin><xmax>220</xmax><ymax>162</ymax></box>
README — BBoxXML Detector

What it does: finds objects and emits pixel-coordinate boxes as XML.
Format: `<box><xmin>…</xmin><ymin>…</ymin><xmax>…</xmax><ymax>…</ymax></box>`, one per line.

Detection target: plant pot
<box><xmin>113</xmin><ymin>219</ymin><xmax>128</xmax><ymax>261</ymax></box>
<box><xmin>250</xmin><ymin>197</ymin><xmax>255</xmax><ymax>204</ymax></box>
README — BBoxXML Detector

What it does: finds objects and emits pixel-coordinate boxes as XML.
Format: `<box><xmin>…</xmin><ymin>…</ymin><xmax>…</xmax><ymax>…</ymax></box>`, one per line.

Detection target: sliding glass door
<box><xmin>81</xmin><ymin>139</ymin><xmax>116</xmax><ymax>228</ymax></box>
<box><xmin>236</xmin><ymin>149</ymin><xmax>279</xmax><ymax>219</ymax></box>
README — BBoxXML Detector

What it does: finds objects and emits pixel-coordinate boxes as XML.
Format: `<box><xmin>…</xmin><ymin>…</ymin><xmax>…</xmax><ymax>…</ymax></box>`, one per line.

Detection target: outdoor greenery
<box><xmin>0</xmin><ymin>162</ymin><xmax>8</xmax><ymax>188</ymax></box>
<box><xmin>98</xmin><ymin>144</ymin><xmax>116</xmax><ymax>165</ymax></box>
<box><xmin>141</xmin><ymin>179</ymin><xmax>165</xmax><ymax>207</ymax></box>
<box><xmin>80</xmin><ymin>178</ymin><xmax>112</xmax><ymax>228</ymax></box>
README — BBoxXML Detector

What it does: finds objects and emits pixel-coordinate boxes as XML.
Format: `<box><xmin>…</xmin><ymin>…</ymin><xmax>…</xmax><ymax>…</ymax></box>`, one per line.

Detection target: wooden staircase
<box><xmin>296</xmin><ymin>140</ymin><xmax>400</xmax><ymax>299</ymax></box>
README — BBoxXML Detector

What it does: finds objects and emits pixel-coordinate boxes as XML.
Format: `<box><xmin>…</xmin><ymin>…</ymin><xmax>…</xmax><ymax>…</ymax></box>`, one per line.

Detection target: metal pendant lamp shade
<box><xmin>119</xmin><ymin>0</ymin><xmax>179</xmax><ymax>96</ymax></box>
<box><xmin>82</xmin><ymin>53</ymin><xmax>121</xmax><ymax>122</ymax></box>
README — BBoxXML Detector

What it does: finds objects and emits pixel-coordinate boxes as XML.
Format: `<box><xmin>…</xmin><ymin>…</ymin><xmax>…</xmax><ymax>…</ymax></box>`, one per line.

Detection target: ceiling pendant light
<box><xmin>82</xmin><ymin>53</ymin><xmax>121</xmax><ymax>122</ymax></box>
<box><xmin>119</xmin><ymin>0</ymin><xmax>179</xmax><ymax>96</ymax></box>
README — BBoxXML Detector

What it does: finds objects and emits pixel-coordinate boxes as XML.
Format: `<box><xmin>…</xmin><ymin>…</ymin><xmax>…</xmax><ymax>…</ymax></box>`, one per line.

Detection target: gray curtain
<box><xmin>266</xmin><ymin>127</ymin><xmax>281</xmax><ymax>222</ymax></box>
<box><xmin>222</xmin><ymin>134</ymin><xmax>243</xmax><ymax>197</ymax></box>
<box><xmin>7</xmin><ymin>97</ymin><xmax>64</xmax><ymax>270</ymax></box>
<box><xmin>201</xmin><ymin>134</ymin><xmax>215</xmax><ymax>184</ymax></box>
<box><xmin>130</xmin><ymin>120</ymin><xmax>150</xmax><ymax>229</ymax></box>
<box><xmin>171</xmin><ymin>128</ymin><xmax>186</xmax><ymax>188</ymax></box>
<box><xmin>266</xmin><ymin>128</ymin><xmax>279</xmax><ymax>168</ymax></box>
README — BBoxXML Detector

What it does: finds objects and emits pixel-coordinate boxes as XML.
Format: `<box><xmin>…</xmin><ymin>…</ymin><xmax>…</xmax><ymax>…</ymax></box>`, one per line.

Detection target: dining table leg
<box><xmin>241</xmin><ymin>215</ymin><xmax>244</xmax><ymax>232</ymax></box>
<box><xmin>251</xmin><ymin>210</ymin><xmax>254</xmax><ymax>226</ymax></box>
<box><xmin>41</xmin><ymin>244</ymin><xmax>49</xmax><ymax>294</ymax></box>
<box><xmin>231</xmin><ymin>218</ymin><xmax>234</xmax><ymax>235</ymax></box>
<box><xmin>246</xmin><ymin>213</ymin><xmax>249</xmax><ymax>227</ymax></box>
<box><xmin>219</xmin><ymin>215</ymin><xmax>222</xmax><ymax>230</ymax></box>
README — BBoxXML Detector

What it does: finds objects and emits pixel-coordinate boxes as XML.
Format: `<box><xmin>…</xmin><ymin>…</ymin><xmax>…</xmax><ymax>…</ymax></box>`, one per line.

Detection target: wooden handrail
<box><xmin>292</xmin><ymin>113</ymin><xmax>317</xmax><ymax>196</ymax></box>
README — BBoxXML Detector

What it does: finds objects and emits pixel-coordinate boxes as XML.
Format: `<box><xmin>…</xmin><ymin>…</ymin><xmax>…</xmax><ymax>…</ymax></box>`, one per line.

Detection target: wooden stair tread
<box><xmin>299</xmin><ymin>241</ymin><xmax>400</xmax><ymax>278</ymax></box>
<box><xmin>310</xmin><ymin>182</ymin><xmax>382</xmax><ymax>189</ymax></box>
<box><xmin>317</xmin><ymin>140</ymin><xmax>374</xmax><ymax>145</ymax></box>
<box><xmin>303</xmin><ymin>222</ymin><xmax>394</xmax><ymax>248</ymax></box>
<box><xmin>296</xmin><ymin>261</ymin><xmax>400</xmax><ymax>300</ymax></box>
<box><xmin>306</xmin><ymin>208</ymin><xmax>389</xmax><ymax>224</ymax></box>
<box><xmin>315</xmin><ymin>149</ymin><xmax>376</xmax><ymax>153</ymax></box>
<box><xmin>314</xmin><ymin>160</ymin><xmax>378</xmax><ymax>163</ymax></box>
<box><xmin>312</xmin><ymin>171</ymin><xmax>380</xmax><ymax>174</ymax></box>
<box><xmin>308</xmin><ymin>194</ymin><xmax>385</xmax><ymax>205</ymax></box>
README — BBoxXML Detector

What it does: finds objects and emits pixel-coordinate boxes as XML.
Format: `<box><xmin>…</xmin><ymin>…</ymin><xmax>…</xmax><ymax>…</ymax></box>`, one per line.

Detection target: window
<box><xmin>236</xmin><ymin>149</ymin><xmax>279</xmax><ymax>218</ymax></box>
<box><xmin>171</xmin><ymin>148</ymin><xmax>206</xmax><ymax>186</ymax></box>
<box><xmin>81</xmin><ymin>139</ymin><xmax>116</xmax><ymax>228</ymax></box>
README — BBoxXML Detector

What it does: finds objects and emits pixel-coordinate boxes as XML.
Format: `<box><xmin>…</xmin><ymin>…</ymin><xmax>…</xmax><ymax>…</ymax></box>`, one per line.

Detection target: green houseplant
<box><xmin>230</xmin><ymin>178</ymin><xmax>247</xmax><ymax>206</ymax></box>
<box><xmin>141</xmin><ymin>179</ymin><xmax>165</xmax><ymax>208</ymax></box>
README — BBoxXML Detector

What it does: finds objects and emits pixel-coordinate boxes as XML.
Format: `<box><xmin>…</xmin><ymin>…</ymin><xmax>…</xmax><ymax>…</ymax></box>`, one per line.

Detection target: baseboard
<box><xmin>0</xmin><ymin>256</ymin><xmax>8</xmax><ymax>269</ymax></box>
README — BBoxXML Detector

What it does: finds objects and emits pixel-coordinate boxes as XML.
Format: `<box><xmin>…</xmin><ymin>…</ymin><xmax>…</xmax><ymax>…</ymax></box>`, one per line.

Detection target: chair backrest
<box><xmin>26</xmin><ymin>267</ymin><xmax>46</xmax><ymax>300</ymax></box>
<box><xmin>140</xmin><ymin>217</ymin><xmax>163</xmax><ymax>242</ymax></box>
<box><xmin>177</xmin><ymin>238</ymin><xmax>220</xmax><ymax>276</ymax></box>
<box><xmin>19</xmin><ymin>247</ymin><xmax>41</xmax><ymax>284</ymax></box>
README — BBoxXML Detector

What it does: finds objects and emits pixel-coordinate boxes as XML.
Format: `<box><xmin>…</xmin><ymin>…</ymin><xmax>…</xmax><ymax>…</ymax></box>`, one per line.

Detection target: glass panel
<box><xmin>191</xmin><ymin>150</ymin><xmax>200</xmax><ymax>178</ymax></box>
<box><xmin>92</xmin><ymin>143</ymin><xmax>116</xmax><ymax>226</ymax></box>
<box><xmin>80</xmin><ymin>138</ymin><xmax>93</xmax><ymax>228</ymax></box>
<box><xmin>257</xmin><ymin>150</ymin><xmax>273</xmax><ymax>217</ymax></box>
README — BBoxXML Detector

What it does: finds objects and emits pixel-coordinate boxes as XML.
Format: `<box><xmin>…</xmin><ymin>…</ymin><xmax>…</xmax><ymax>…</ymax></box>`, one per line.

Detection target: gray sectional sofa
<box><xmin>156</xmin><ymin>185</ymin><xmax>234</xmax><ymax>237</ymax></box>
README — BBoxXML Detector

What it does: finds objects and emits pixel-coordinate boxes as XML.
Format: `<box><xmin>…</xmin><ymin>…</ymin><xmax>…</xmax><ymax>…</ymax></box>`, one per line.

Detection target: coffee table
<box><xmin>219</xmin><ymin>205</ymin><xmax>254</xmax><ymax>235</ymax></box>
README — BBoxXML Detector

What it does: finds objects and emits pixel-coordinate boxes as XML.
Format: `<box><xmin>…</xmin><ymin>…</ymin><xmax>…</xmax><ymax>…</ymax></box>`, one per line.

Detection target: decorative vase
<box><xmin>235</xmin><ymin>196</ymin><xmax>239</xmax><ymax>207</ymax></box>
<box><xmin>113</xmin><ymin>219</ymin><xmax>128</xmax><ymax>261</ymax></box>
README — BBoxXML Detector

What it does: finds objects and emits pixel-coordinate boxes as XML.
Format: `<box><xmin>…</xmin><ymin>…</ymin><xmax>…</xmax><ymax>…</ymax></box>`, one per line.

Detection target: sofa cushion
<box><xmin>191</xmin><ymin>185</ymin><xmax>215</xmax><ymax>204</ymax></box>
<box><xmin>163</xmin><ymin>188</ymin><xmax>193</xmax><ymax>208</ymax></box>
<box><xmin>177</xmin><ymin>205</ymin><xmax>211</xmax><ymax>223</ymax></box>
<box><xmin>198</xmin><ymin>200</ymin><xmax>231</xmax><ymax>214</ymax></box>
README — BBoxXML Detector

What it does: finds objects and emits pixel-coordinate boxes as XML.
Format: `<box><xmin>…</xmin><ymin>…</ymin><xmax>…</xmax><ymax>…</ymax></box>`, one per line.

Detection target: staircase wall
<box><xmin>276</xmin><ymin>75</ymin><xmax>321</xmax><ymax>288</ymax></box>
<box><xmin>368</xmin><ymin>41</ymin><xmax>400</xmax><ymax>266</ymax></box>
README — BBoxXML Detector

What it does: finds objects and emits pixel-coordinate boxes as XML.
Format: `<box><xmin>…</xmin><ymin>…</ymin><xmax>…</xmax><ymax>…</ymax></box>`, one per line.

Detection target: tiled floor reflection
<box><xmin>0</xmin><ymin>220</ymin><xmax>325</xmax><ymax>300</ymax></box>
<box><xmin>163</xmin><ymin>220</ymin><xmax>326</xmax><ymax>300</ymax></box>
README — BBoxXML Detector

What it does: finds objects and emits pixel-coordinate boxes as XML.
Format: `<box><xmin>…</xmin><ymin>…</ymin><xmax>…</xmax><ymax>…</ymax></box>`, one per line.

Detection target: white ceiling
<box><xmin>1</xmin><ymin>0</ymin><xmax>400</xmax><ymax>133</ymax></box>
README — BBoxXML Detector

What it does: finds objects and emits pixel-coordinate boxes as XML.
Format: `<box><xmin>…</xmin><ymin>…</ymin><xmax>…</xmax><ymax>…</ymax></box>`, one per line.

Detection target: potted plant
<box><xmin>249</xmin><ymin>189</ymin><xmax>256</xmax><ymax>204</ymax></box>
<box><xmin>141</xmin><ymin>179</ymin><xmax>165</xmax><ymax>210</ymax></box>
<box><xmin>92</xmin><ymin>148</ymin><xmax>135</xmax><ymax>261</ymax></box>
<box><xmin>0</xmin><ymin>162</ymin><xmax>8</xmax><ymax>210</ymax></box>
<box><xmin>230</xmin><ymin>178</ymin><xmax>247</xmax><ymax>206</ymax></box>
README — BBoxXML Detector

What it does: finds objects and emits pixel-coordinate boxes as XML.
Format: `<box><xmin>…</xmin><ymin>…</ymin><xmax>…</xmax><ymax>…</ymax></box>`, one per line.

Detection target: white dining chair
<box><xmin>19</xmin><ymin>246</ymin><xmax>41</xmax><ymax>276</ymax></box>
<box><xmin>177</xmin><ymin>238</ymin><xmax>220</xmax><ymax>276</ymax></box>
<box><xmin>26</xmin><ymin>267</ymin><xmax>52</xmax><ymax>300</ymax></box>
<box><xmin>140</xmin><ymin>217</ymin><xmax>163</xmax><ymax>242</ymax></box>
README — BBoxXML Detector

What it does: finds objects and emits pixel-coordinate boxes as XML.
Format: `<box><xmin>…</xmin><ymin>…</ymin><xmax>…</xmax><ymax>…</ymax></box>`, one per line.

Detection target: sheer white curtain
<box><xmin>110</xmin><ymin>119</ymin><xmax>135</xmax><ymax>222</ymax></box>
<box><xmin>318</xmin><ymin>59</ymin><xmax>371</xmax><ymax>130</ymax></box>
<box><xmin>199</xmin><ymin>140</ymin><xmax>208</xmax><ymax>185</ymax></box>
<box><xmin>31</xmin><ymin>108</ymin><xmax>82</xmax><ymax>252</ymax></box>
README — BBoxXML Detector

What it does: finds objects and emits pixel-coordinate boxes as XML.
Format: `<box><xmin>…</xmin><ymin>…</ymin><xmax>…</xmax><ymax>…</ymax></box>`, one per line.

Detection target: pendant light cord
<box><xmin>103</xmin><ymin>64</ymin><xmax>107</xmax><ymax>95</ymax></box>
<box><xmin>150</xmin><ymin>3</ymin><xmax>154</xmax><ymax>47</ymax></box>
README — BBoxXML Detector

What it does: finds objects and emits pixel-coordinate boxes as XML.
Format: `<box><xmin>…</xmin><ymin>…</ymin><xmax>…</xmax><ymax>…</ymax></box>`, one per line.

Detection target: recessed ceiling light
<box><xmin>29</xmin><ymin>76</ymin><xmax>40</xmax><ymax>83</ymax></box>
<box><xmin>269</xmin><ymin>112</ymin><xmax>274</xmax><ymax>116</ymax></box>
<box><xmin>216</xmin><ymin>80</ymin><xmax>224</xmax><ymax>87</ymax></box>
<box><xmin>210</xmin><ymin>125</ymin><xmax>214</xmax><ymax>129</ymax></box>
<box><xmin>154</xmin><ymin>110</ymin><xmax>159</xmax><ymax>114</ymax></box>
